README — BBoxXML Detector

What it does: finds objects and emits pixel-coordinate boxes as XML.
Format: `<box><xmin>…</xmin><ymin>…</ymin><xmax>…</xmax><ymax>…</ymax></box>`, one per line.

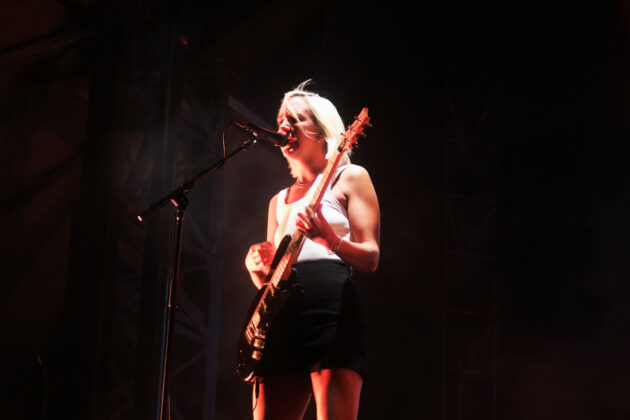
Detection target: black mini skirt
<box><xmin>256</xmin><ymin>260</ymin><xmax>367</xmax><ymax>381</ymax></box>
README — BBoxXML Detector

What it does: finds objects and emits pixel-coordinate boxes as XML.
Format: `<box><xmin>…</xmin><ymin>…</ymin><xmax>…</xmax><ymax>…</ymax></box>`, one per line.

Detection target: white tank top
<box><xmin>274</xmin><ymin>165</ymin><xmax>351</xmax><ymax>263</ymax></box>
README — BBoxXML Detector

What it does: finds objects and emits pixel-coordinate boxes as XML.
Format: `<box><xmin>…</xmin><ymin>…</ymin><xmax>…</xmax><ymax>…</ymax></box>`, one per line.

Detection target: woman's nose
<box><xmin>278</xmin><ymin>119</ymin><xmax>293</xmax><ymax>134</ymax></box>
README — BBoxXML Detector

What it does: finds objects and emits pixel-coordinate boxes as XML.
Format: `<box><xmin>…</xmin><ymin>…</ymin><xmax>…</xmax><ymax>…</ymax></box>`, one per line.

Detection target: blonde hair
<box><xmin>281</xmin><ymin>80</ymin><xmax>351</xmax><ymax>165</ymax></box>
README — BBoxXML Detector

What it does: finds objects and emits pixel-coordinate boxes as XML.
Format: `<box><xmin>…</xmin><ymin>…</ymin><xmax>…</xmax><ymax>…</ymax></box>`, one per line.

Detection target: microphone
<box><xmin>234</xmin><ymin>120</ymin><xmax>289</xmax><ymax>147</ymax></box>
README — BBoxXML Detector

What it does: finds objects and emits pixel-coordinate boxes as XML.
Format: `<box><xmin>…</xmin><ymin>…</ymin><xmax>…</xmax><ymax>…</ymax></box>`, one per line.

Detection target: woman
<box><xmin>244</xmin><ymin>81</ymin><xmax>380</xmax><ymax>420</ymax></box>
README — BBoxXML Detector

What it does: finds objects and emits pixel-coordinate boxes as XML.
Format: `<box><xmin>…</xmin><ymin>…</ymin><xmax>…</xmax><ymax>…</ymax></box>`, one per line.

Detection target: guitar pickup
<box><xmin>253</xmin><ymin>329</ymin><xmax>266</xmax><ymax>349</ymax></box>
<box><xmin>253</xmin><ymin>337</ymin><xmax>265</xmax><ymax>350</ymax></box>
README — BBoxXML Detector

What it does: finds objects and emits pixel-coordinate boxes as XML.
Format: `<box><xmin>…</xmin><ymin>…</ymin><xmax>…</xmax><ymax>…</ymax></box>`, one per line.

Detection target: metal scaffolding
<box><xmin>441</xmin><ymin>5</ymin><xmax>499</xmax><ymax>418</ymax></box>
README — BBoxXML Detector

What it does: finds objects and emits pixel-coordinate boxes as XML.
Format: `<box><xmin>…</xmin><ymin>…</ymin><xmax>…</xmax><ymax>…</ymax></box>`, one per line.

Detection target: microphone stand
<box><xmin>138</xmin><ymin>136</ymin><xmax>258</xmax><ymax>420</ymax></box>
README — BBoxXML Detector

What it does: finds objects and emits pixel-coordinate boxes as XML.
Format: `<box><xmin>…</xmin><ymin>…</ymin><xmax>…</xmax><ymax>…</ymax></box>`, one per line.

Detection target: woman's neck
<box><xmin>289</xmin><ymin>156</ymin><xmax>327</xmax><ymax>184</ymax></box>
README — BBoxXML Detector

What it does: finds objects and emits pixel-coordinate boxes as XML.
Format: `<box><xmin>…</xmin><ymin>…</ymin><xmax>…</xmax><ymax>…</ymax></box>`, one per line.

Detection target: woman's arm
<box><xmin>297</xmin><ymin>164</ymin><xmax>380</xmax><ymax>272</ymax></box>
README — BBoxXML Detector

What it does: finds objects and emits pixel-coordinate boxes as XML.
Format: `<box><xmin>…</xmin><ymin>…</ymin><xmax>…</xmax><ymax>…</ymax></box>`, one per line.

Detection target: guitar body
<box><xmin>236</xmin><ymin>235</ymin><xmax>302</xmax><ymax>382</ymax></box>
<box><xmin>236</xmin><ymin>269</ymin><xmax>301</xmax><ymax>382</ymax></box>
<box><xmin>236</xmin><ymin>108</ymin><xmax>371</xmax><ymax>383</ymax></box>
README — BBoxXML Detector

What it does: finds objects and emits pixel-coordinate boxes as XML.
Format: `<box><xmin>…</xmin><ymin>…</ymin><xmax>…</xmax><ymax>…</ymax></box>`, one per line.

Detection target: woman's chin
<box><xmin>282</xmin><ymin>142</ymin><xmax>299</xmax><ymax>156</ymax></box>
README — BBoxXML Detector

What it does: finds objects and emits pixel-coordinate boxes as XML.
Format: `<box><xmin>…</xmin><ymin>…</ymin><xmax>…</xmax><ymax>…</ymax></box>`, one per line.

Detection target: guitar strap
<box><xmin>331</xmin><ymin>164</ymin><xmax>349</xmax><ymax>188</ymax></box>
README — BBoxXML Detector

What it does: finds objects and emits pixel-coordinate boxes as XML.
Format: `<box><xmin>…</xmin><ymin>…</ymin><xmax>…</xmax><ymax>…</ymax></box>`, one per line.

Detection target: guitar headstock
<box><xmin>338</xmin><ymin>107</ymin><xmax>371</xmax><ymax>153</ymax></box>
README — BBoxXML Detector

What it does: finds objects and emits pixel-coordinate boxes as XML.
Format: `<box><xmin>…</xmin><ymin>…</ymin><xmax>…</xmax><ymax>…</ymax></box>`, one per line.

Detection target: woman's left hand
<box><xmin>295</xmin><ymin>204</ymin><xmax>339</xmax><ymax>251</ymax></box>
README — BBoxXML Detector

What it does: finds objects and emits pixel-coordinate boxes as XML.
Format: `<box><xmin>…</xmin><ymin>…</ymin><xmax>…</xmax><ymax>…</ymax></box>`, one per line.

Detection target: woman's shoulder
<box><xmin>268</xmin><ymin>192</ymin><xmax>280</xmax><ymax>208</ymax></box>
<box><xmin>336</xmin><ymin>164</ymin><xmax>375</xmax><ymax>198</ymax></box>
<box><xmin>339</xmin><ymin>163</ymin><xmax>371</xmax><ymax>182</ymax></box>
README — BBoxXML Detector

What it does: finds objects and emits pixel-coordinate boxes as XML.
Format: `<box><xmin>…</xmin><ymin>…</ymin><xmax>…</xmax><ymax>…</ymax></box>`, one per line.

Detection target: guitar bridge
<box><xmin>252</xmin><ymin>331</ymin><xmax>266</xmax><ymax>360</ymax></box>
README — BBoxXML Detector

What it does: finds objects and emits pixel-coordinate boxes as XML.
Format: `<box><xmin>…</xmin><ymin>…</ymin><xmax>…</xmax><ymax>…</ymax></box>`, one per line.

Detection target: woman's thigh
<box><xmin>310</xmin><ymin>368</ymin><xmax>363</xmax><ymax>420</ymax></box>
<box><xmin>253</xmin><ymin>373</ymin><xmax>313</xmax><ymax>420</ymax></box>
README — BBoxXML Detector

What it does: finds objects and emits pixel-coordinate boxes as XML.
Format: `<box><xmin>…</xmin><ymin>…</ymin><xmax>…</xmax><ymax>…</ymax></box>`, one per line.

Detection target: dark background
<box><xmin>1</xmin><ymin>1</ymin><xmax>629</xmax><ymax>419</ymax></box>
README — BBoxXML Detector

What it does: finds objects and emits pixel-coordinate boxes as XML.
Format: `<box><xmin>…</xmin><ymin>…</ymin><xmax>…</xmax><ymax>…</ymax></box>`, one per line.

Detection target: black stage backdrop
<box><xmin>1</xmin><ymin>1</ymin><xmax>629</xmax><ymax>419</ymax></box>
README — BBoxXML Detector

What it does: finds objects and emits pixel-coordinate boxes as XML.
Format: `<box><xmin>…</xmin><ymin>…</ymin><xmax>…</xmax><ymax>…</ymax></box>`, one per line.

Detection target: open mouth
<box><xmin>285</xmin><ymin>132</ymin><xmax>298</xmax><ymax>150</ymax></box>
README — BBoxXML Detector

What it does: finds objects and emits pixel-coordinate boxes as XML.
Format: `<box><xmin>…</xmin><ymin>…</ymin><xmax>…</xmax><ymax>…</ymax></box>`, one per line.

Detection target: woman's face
<box><xmin>277</xmin><ymin>96</ymin><xmax>324</xmax><ymax>159</ymax></box>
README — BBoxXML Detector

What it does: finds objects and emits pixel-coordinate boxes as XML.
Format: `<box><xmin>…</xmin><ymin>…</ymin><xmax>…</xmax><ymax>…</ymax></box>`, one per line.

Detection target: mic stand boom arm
<box><xmin>138</xmin><ymin>137</ymin><xmax>257</xmax><ymax>420</ymax></box>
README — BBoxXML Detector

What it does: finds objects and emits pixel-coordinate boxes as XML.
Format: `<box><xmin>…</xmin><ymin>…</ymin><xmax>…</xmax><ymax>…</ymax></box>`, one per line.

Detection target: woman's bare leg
<box><xmin>253</xmin><ymin>373</ymin><xmax>313</xmax><ymax>420</ymax></box>
<box><xmin>310</xmin><ymin>368</ymin><xmax>363</xmax><ymax>420</ymax></box>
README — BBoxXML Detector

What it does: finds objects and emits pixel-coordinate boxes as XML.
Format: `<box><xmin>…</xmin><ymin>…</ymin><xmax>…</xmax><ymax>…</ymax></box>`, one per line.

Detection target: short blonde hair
<box><xmin>281</xmin><ymin>80</ymin><xmax>351</xmax><ymax>165</ymax></box>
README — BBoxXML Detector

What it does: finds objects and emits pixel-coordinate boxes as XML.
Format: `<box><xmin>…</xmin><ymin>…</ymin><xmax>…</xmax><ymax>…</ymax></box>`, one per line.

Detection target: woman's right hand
<box><xmin>245</xmin><ymin>241</ymin><xmax>276</xmax><ymax>274</ymax></box>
